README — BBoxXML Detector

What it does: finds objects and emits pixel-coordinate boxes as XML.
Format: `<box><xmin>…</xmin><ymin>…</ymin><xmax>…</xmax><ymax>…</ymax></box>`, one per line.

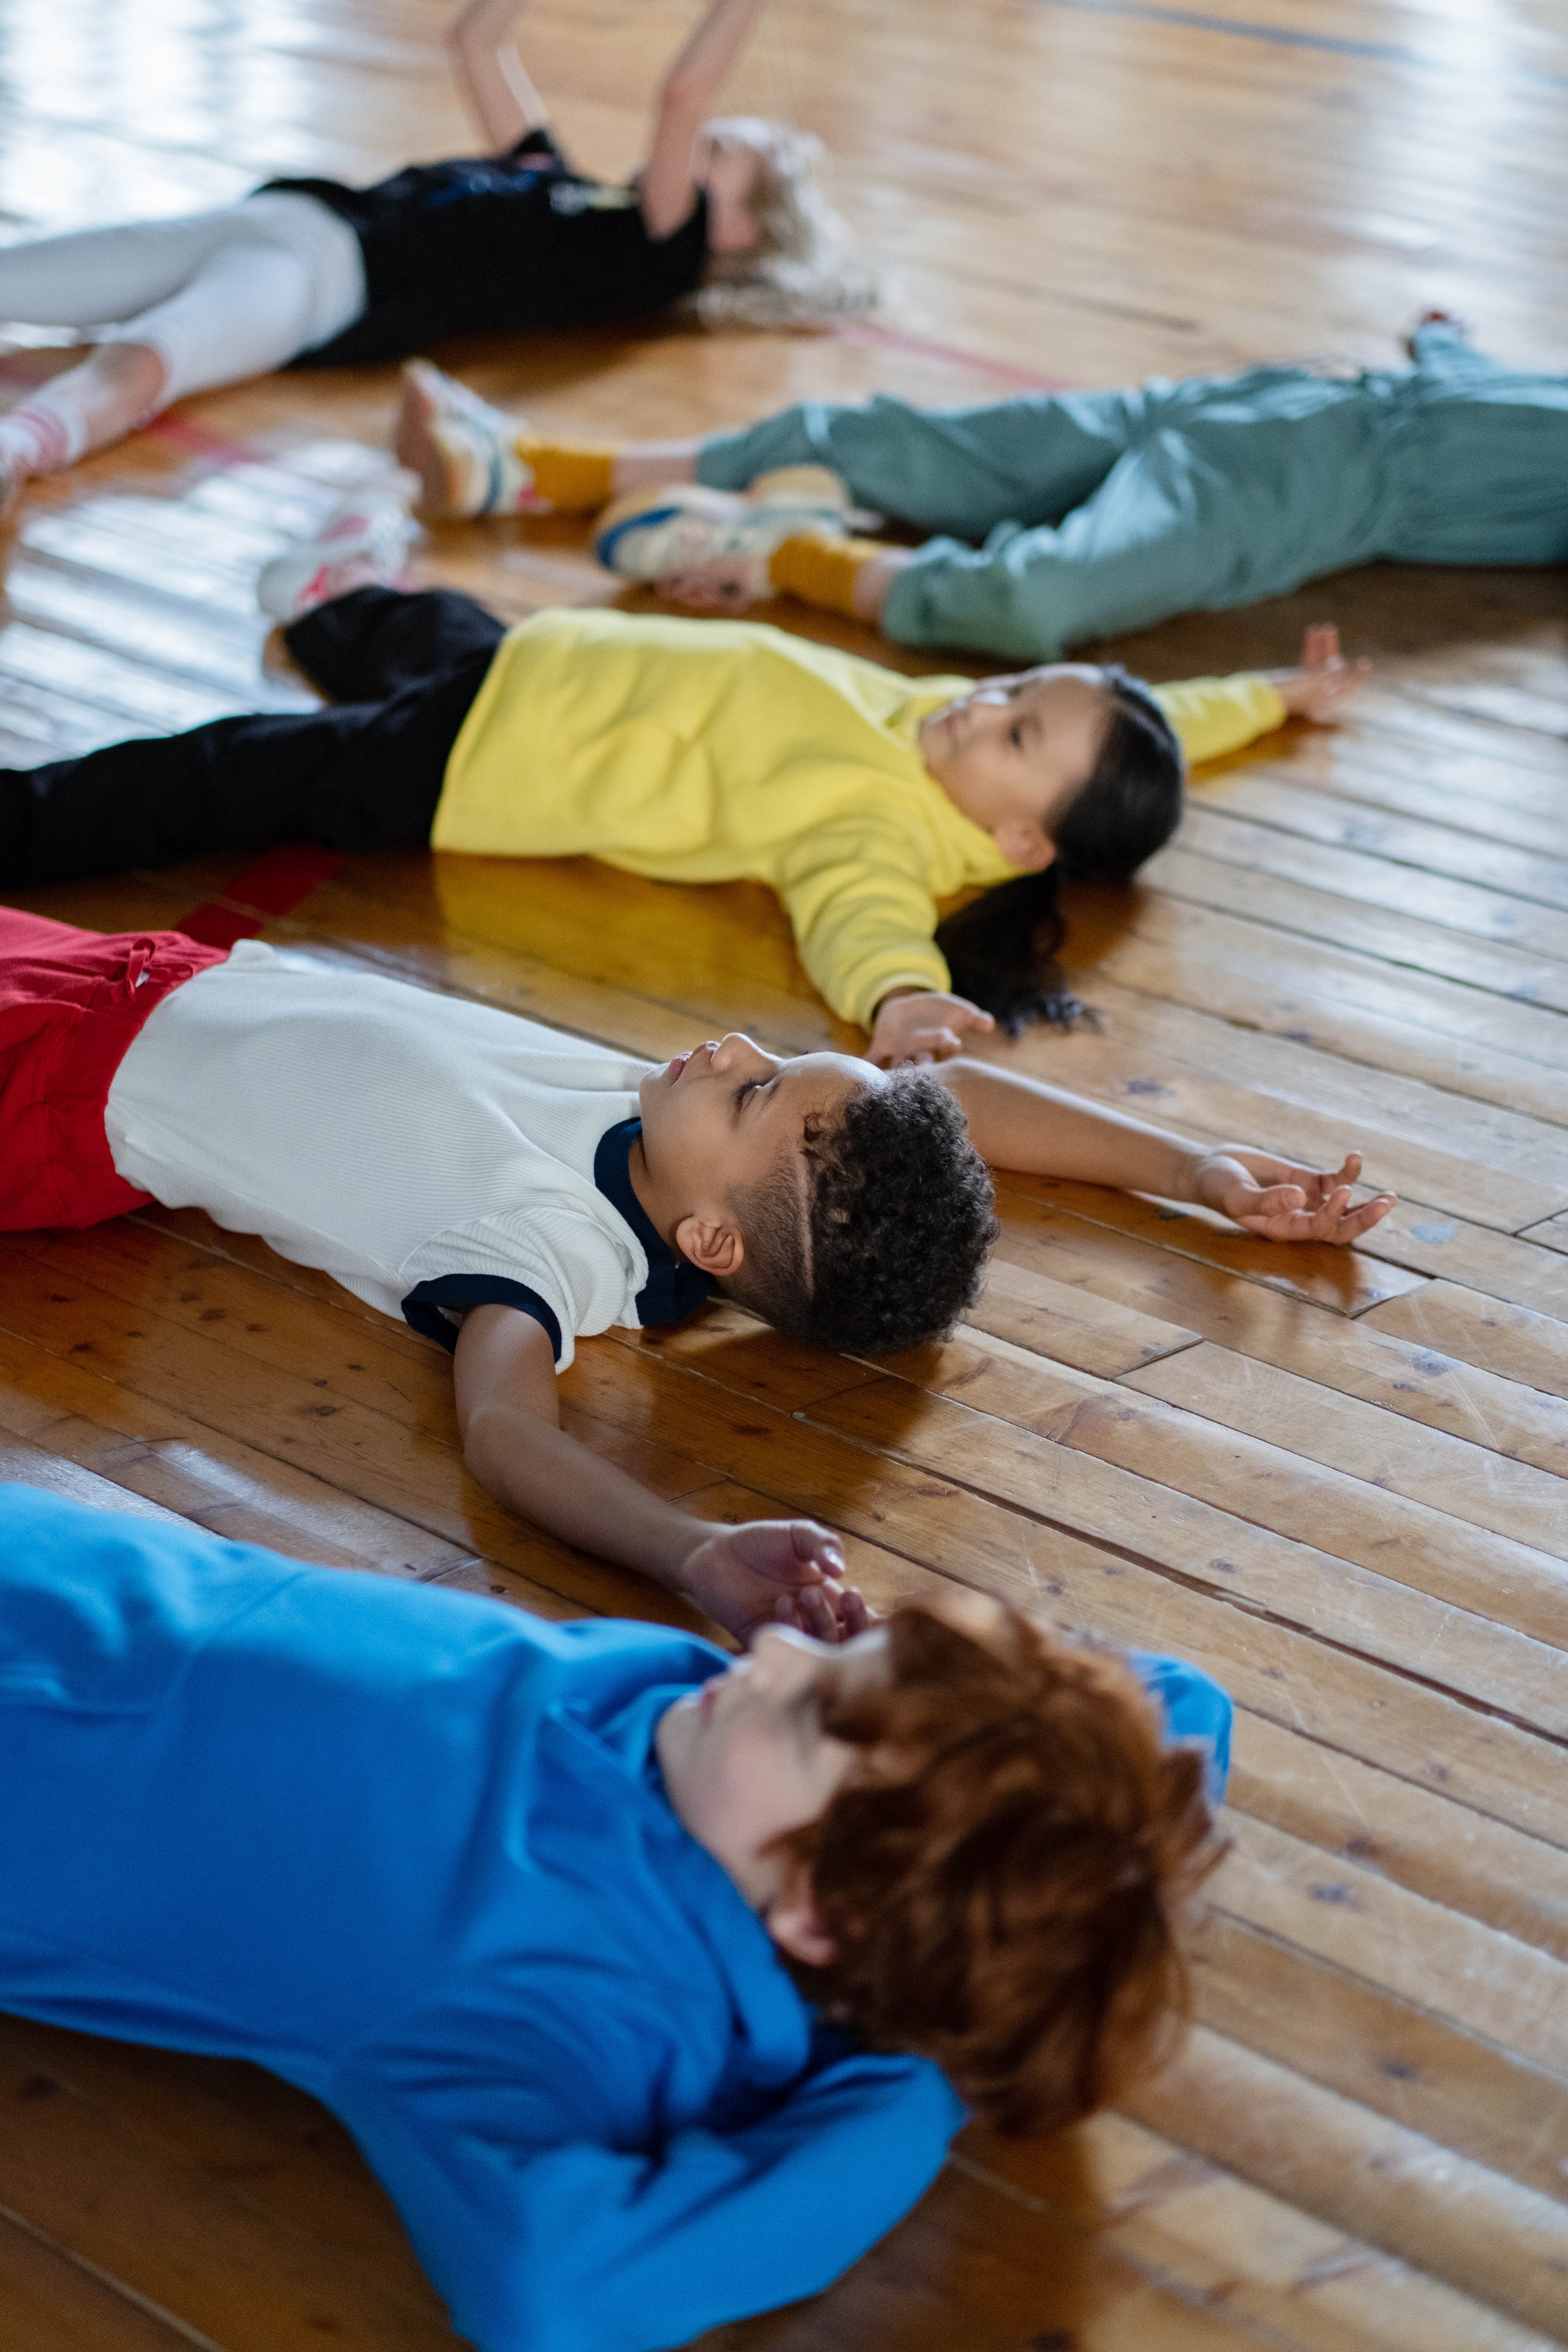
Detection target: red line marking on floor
<box><xmin>175</xmin><ymin>844</ymin><xmax>343</xmax><ymax>948</ymax></box>
<box><xmin>833</xmin><ymin>322</ymin><xmax>1076</xmax><ymax>392</ymax></box>
<box><xmin>144</xmin><ymin>413</ymin><xmax>260</xmax><ymax>463</ymax></box>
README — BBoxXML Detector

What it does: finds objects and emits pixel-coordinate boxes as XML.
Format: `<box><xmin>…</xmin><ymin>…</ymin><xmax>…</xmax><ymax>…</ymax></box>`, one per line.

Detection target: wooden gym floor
<box><xmin>2</xmin><ymin>1</ymin><xmax>1566</xmax><ymax>2346</ymax></box>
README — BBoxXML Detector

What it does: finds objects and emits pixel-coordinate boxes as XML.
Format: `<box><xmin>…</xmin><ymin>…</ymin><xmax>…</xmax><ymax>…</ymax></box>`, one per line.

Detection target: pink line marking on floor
<box><xmin>144</xmin><ymin>413</ymin><xmax>259</xmax><ymax>463</ymax></box>
<box><xmin>833</xmin><ymin>322</ymin><xmax>1075</xmax><ymax>392</ymax></box>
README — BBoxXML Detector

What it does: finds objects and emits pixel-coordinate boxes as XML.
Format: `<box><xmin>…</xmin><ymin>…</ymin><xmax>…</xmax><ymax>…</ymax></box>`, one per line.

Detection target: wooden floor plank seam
<box><xmin>0</xmin><ymin>2200</ymin><xmax>234</xmax><ymax>2352</ymax></box>
<box><xmin>792</xmin><ymin>1398</ymin><xmax>1568</xmax><ymax>1750</ymax></box>
<box><xmin>4</xmin><ymin>0</ymin><xmax>1566</xmax><ymax>2342</ymax></box>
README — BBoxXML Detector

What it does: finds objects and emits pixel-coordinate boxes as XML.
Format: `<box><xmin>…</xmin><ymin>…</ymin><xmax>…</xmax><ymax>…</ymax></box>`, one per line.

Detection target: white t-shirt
<box><xmin>104</xmin><ymin>943</ymin><xmax>710</xmax><ymax>1366</ymax></box>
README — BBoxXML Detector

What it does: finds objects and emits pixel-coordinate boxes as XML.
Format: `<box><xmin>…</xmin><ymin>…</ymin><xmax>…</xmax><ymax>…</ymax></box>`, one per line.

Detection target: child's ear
<box><xmin>764</xmin><ymin>1887</ymin><xmax>837</xmax><ymax>1971</ymax></box>
<box><xmin>674</xmin><ymin>1212</ymin><xmax>744</xmax><ymax>1278</ymax></box>
<box><xmin>994</xmin><ymin>823</ymin><xmax>1058</xmax><ymax>874</ymax></box>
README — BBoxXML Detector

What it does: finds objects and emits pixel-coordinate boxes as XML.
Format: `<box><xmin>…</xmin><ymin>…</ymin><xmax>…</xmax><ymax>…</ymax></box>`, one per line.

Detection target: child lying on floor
<box><xmin>2</xmin><ymin>545</ymin><xmax>1366</xmax><ymax>1054</ymax></box>
<box><xmin>396</xmin><ymin>313</ymin><xmax>1568</xmax><ymax>661</ymax></box>
<box><xmin>0</xmin><ymin>908</ymin><xmax>1391</xmax><ymax>1638</ymax></box>
<box><xmin>0</xmin><ymin>1483</ymin><xmax>1231</xmax><ymax>2352</ymax></box>
<box><xmin>0</xmin><ymin>0</ymin><xmax>868</xmax><ymax>516</ymax></box>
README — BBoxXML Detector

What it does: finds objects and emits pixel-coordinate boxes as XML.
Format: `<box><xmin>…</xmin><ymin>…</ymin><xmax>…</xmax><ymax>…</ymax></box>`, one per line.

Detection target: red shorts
<box><xmin>0</xmin><ymin>908</ymin><xmax>227</xmax><ymax>1231</ymax></box>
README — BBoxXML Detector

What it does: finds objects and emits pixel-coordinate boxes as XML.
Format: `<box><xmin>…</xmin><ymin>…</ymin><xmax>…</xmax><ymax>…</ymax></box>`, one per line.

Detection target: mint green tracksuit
<box><xmin>695</xmin><ymin>324</ymin><xmax>1568</xmax><ymax>659</ymax></box>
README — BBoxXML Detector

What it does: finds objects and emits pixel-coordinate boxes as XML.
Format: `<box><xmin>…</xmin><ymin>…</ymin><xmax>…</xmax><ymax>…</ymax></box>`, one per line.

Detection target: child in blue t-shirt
<box><xmin>0</xmin><ymin>1483</ymin><xmax>1231</xmax><ymax>2352</ymax></box>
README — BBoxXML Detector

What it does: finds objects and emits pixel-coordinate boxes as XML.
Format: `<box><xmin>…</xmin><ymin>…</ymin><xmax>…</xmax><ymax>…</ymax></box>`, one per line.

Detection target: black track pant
<box><xmin>0</xmin><ymin>588</ymin><xmax>507</xmax><ymax>888</ymax></box>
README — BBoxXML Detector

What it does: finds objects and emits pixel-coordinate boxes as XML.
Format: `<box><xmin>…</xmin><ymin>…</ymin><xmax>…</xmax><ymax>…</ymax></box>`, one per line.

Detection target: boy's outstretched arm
<box><xmin>445</xmin><ymin>0</ymin><xmax>550</xmax><ymax>154</ymax></box>
<box><xmin>934</xmin><ymin>1059</ymin><xmax>1396</xmax><ymax>1244</ymax></box>
<box><xmin>453</xmin><ymin>1305</ymin><xmax>871</xmax><ymax>1641</ymax></box>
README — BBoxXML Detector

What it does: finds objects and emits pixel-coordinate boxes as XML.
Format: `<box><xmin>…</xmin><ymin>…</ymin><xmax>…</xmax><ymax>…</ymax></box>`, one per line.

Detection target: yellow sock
<box><xmin>513</xmin><ymin>437</ymin><xmax>618</xmax><ymax>514</ymax></box>
<box><xmin>768</xmin><ymin>532</ymin><xmax>891</xmax><ymax>618</ymax></box>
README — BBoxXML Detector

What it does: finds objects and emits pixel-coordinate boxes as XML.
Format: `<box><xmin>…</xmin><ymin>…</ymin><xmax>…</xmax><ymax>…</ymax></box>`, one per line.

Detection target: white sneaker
<box><xmin>257</xmin><ymin>488</ymin><xmax>420</xmax><ymax>622</ymax></box>
<box><xmin>395</xmin><ymin>359</ymin><xmax>544</xmax><ymax>519</ymax></box>
<box><xmin>594</xmin><ymin>469</ymin><xmax>855</xmax><ymax>598</ymax></box>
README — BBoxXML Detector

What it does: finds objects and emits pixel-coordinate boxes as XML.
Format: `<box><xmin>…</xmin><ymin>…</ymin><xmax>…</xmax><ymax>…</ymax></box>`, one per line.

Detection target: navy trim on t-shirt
<box><xmin>402</xmin><ymin>1275</ymin><xmax>564</xmax><ymax>1362</ymax></box>
<box><xmin>594</xmin><ymin>1117</ymin><xmax>715</xmax><ymax>1329</ymax></box>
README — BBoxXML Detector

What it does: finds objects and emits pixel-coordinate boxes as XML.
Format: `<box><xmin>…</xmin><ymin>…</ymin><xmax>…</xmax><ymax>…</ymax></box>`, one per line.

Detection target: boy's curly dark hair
<box><xmin>724</xmin><ymin>1070</ymin><xmax>997</xmax><ymax>1356</ymax></box>
<box><xmin>776</xmin><ymin>1590</ymin><xmax>1226</xmax><ymax>2135</ymax></box>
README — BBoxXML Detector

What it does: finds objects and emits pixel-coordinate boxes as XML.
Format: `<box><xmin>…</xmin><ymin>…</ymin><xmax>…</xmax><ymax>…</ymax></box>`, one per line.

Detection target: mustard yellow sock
<box><xmin>513</xmin><ymin>437</ymin><xmax>618</xmax><ymax>514</ymax></box>
<box><xmin>768</xmin><ymin>531</ymin><xmax>892</xmax><ymax>618</ymax></box>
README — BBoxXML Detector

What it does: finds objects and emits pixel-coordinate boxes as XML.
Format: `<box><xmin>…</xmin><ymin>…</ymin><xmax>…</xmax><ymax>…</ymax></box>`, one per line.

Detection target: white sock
<box><xmin>0</xmin><ymin>384</ymin><xmax>91</xmax><ymax>478</ymax></box>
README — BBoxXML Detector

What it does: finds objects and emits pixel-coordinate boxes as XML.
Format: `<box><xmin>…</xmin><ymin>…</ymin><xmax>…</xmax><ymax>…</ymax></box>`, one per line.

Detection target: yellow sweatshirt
<box><xmin>433</xmin><ymin>611</ymin><xmax>1285</xmax><ymax>1029</ymax></box>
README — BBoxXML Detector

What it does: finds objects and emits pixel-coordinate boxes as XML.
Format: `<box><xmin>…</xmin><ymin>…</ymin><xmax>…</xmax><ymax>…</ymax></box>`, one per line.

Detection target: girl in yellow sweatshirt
<box><xmin>1</xmin><ymin>507</ymin><xmax>1365</xmax><ymax>1068</ymax></box>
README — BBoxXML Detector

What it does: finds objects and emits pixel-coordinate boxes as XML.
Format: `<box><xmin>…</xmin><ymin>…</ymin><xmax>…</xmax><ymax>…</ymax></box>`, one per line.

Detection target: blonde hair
<box><xmin>686</xmin><ymin>116</ymin><xmax>877</xmax><ymax>330</ymax></box>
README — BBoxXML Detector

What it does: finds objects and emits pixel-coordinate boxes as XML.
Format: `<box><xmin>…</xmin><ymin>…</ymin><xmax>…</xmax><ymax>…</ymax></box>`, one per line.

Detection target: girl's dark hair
<box><xmin>933</xmin><ymin>666</ymin><xmax>1183</xmax><ymax>1035</ymax></box>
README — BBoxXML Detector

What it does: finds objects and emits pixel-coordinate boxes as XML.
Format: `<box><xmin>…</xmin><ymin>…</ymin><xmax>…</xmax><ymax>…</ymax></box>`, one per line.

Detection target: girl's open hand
<box><xmin>1190</xmin><ymin>1147</ymin><xmax>1397</xmax><ymax>1244</ymax></box>
<box><xmin>1271</xmin><ymin>623</ymin><xmax>1372</xmax><ymax>724</ymax></box>
<box><xmin>677</xmin><ymin>1516</ymin><xmax>875</xmax><ymax>1646</ymax></box>
<box><xmin>868</xmin><ymin>988</ymin><xmax>996</xmax><ymax>1067</ymax></box>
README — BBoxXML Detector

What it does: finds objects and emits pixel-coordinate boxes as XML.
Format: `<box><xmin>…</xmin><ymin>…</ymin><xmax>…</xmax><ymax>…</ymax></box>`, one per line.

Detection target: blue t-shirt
<box><xmin>0</xmin><ymin>1486</ymin><xmax>1230</xmax><ymax>2351</ymax></box>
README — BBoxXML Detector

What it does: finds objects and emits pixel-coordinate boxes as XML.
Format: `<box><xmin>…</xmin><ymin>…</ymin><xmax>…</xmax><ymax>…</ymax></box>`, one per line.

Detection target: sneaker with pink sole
<box><xmin>257</xmin><ymin>488</ymin><xmax>422</xmax><ymax>623</ymax></box>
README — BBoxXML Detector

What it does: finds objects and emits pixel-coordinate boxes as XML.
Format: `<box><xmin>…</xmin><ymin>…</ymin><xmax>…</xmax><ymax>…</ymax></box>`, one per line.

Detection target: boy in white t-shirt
<box><xmin>0</xmin><ymin>907</ymin><xmax>1392</xmax><ymax>1641</ymax></box>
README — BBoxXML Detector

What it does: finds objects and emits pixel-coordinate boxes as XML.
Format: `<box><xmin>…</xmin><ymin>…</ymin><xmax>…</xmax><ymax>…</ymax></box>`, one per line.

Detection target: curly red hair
<box><xmin>776</xmin><ymin>1589</ymin><xmax>1224</xmax><ymax>2136</ymax></box>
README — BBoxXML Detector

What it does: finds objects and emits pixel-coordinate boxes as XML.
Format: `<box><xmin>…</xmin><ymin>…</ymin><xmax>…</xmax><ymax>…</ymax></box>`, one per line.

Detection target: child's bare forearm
<box><xmin>464</xmin><ymin>1392</ymin><xmax>710</xmax><ymax>1583</ymax></box>
<box><xmin>445</xmin><ymin>0</ymin><xmax>548</xmax><ymax>152</ymax></box>
<box><xmin>934</xmin><ymin>1057</ymin><xmax>1205</xmax><ymax>1197</ymax></box>
<box><xmin>640</xmin><ymin>0</ymin><xmax>772</xmax><ymax>236</ymax></box>
<box><xmin>454</xmin><ymin>1306</ymin><xmax>862</xmax><ymax>1642</ymax></box>
<box><xmin>931</xmin><ymin>1056</ymin><xmax>1393</xmax><ymax>1246</ymax></box>
<box><xmin>659</xmin><ymin>0</ymin><xmax>771</xmax><ymax>111</ymax></box>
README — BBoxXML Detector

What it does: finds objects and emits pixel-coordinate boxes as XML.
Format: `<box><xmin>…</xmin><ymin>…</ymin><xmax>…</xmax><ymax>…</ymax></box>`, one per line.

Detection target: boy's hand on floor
<box><xmin>1188</xmin><ymin>1147</ymin><xmax>1397</xmax><ymax>1243</ymax></box>
<box><xmin>677</xmin><ymin>1517</ymin><xmax>875</xmax><ymax>1646</ymax></box>
<box><xmin>868</xmin><ymin>989</ymin><xmax>995</xmax><ymax>1068</ymax></box>
<box><xmin>1271</xmin><ymin>623</ymin><xmax>1372</xmax><ymax>723</ymax></box>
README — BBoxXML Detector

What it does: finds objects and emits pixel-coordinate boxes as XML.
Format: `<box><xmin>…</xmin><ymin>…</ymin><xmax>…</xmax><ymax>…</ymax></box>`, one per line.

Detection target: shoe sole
<box><xmin>395</xmin><ymin>364</ymin><xmax>481</xmax><ymax>520</ymax></box>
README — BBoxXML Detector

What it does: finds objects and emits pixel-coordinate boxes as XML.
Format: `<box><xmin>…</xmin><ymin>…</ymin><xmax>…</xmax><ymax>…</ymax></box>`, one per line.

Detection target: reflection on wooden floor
<box><xmin>3</xmin><ymin>0</ymin><xmax>1567</xmax><ymax>2347</ymax></box>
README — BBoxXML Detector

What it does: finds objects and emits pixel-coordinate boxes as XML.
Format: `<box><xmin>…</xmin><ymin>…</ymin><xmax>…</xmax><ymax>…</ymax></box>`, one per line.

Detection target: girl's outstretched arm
<box><xmin>445</xmin><ymin>0</ymin><xmax>551</xmax><ymax>154</ymax></box>
<box><xmin>640</xmin><ymin>0</ymin><xmax>771</xmax><ymax>238</ymax></box>
<box><xmin>933</xmin><ymin>1057</ymin><xmax>1396</xmax><ymax>1245</ymax></box>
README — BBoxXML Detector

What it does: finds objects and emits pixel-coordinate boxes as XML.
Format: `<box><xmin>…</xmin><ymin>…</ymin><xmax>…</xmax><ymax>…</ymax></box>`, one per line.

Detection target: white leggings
<box><xmin>0</xmin><ymin>194</ymin><xmax>368</xmax><ymax>403</ymax></box>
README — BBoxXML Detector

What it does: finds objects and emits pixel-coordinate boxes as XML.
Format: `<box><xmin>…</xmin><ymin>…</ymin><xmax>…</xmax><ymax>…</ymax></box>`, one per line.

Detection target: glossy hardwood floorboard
<box><xmin>2</xmin><ymin>0</ymin><xmax>1566</xmax><ymax>2347</ymax></box>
